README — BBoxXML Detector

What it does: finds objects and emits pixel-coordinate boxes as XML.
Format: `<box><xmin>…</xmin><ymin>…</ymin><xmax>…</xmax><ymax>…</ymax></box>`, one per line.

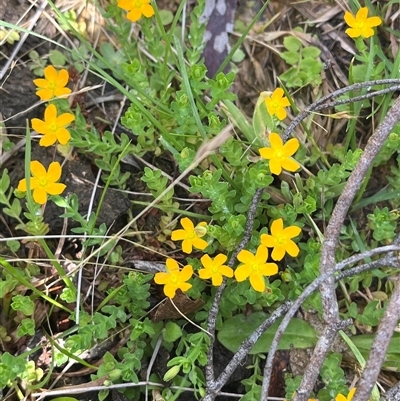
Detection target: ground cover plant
<box><xmin>0</xmin><ymin>0</ymin><xmax>399</xmax><ymax>401</ymax></box>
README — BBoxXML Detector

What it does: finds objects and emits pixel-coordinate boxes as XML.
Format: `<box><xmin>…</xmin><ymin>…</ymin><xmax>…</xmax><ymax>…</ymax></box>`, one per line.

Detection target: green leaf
<box><xmin>350</xmin><ymin>332</ymin><xmax>400</xmax><ymax>371</ymax></box>
<box><xmin>217</xmin><ymin>311</ymin><xmax>318</xmax><ymax>354</ymax></box>
<box><xmin>283</xmin><ymin>36</ymin><xmax>302</xmax><ymax>52</ymax></box>
<box><xmin>280</xmin><ymin>51</ymin><xmax>299</xmax><ymax>65</ymax></box>
<box><xmin>163</xmin><ymin>321</ymin><xmax>183</xmax><ymax>343</ymax></box>
<box><xmin>159</xmin><ymin>10</ymin><xmax>174</xmax><ymax>25</ymax></box>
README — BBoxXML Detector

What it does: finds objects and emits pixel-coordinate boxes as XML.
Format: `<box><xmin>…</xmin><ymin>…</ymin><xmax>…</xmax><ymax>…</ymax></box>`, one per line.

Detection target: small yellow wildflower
<box><xmin>154</xmin><ymin>258</ymin><xmax>193</xmax><ymax>298</ymax></box>
<box><xmin>199</xmin><ymin>254</ymin><xmax>233</xmax><ymax>286</ymax></box>
<box><xmin>336</xmin><ymin>388</ymin><xmax>370</xmax><ymax>401</ymax></box>
<box><xmin>33</xmin><ymin>65</ymin><xmax>72</xmax><ymax>101</ymax></box>
<box><xmin>31</xmin><ymin>104</ymin><xmax>75</xmax><ymax>147</ymax></box>
<box><xmin>265</xmin><ymin>88</ymin><xmax>291</xmax><ymax>121</ymax></box>
<box><xmin>118</xmin><ymin>0</ymin><xmax>155</xmax><ymax>23</ymax></box>
<box><xmin>259</xmin><ymin>133</ymin><xmax>300</xmax><ymax>175</ymax></box>
<box><xmin>235</xmin><ymin>245</ymin><xmax>278</xmax><ymax>292</ymax></box>
<box><xmin>344</xmin><ymin>7</ymin><xmax>382</xmax><ymax>39</ymax></box>
<box><xmin>17</xmin><ymin>161</ymin><xmax>66</xmax><ymax>205</ymax></box>
<box><xmin>171</xmin><ymin>217</ymin><xmax>208</xmax><ymax>254</ymax></box>
<box><xmin>261</xmin><ymin>218</ymin><xmax>301</xmax><ymax>261</ymax></box>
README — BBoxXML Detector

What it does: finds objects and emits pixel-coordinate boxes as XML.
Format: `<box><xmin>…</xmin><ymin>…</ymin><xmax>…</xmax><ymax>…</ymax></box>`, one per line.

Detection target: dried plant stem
<box><xmin>289</xmin><ymin>93</ymin><xmax>400</xmax><ymax>401</ymax></box>
<box><xmin>352</xmin><ymin>274</ymin><xmax>400</xmax><ymax>401</ymax></box>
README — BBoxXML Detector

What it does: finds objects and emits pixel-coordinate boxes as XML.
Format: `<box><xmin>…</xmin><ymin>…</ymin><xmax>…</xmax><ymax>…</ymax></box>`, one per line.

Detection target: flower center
<box><xmin>134</xmin><ymin>0</ymin><xmax>143</xmax><ymax>8</ymax></box>
<box><xmin>251</xmin><ymin>263</ymin><xmax>260</xmax><ymax>272</ymax></box>
<box><xmin>170</xmin><ymin>275</ymin><xmax>178</xmax><ymax>284</ymax></box>
<box><xmin>275</xmin><ymin>149</ymin><xmax>285</xmax><ymax>159</ymax></box>
<box><xmin>271</xmin><ymin>100</ymin><xmax>280</xmax><ymax>110</ymax></box>
<box><xmin>212</xmin><ymin>265</ymin><xmax>219</xmax><ymax>273</ymax></box>
<box><xmin>276</xmin><ymin>235</ymin><xmax>287</xmax><ymax>246</ymax></box>
<box><xmin>39</xmin><ymin>177</ymin><xmax>48</xmax><ymax>187</ymax></box>
<box><xmin>48</xmin><ymin>81</ymin><xmax>57</xmax><ymax>90</ymax></box>
<box><xmin>48</xmin><ymin>122</ymin><xmax>58</xmax><ymax>133</ymax></box>
<box><xmin>187</xmin><ymin>231</ymin><xmax>196</xmax><ymax>239</ymax></box>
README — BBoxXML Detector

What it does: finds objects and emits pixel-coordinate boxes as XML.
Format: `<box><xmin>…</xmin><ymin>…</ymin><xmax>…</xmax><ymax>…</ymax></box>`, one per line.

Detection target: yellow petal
<box><xmin>255</xmin><ymin>245</ymin><xmax>268</xmax><ymax>262</ymax></box>
<box><xmin>31</xmin><ymin>118</ymin><xmax>47</xmax><ymax>134</ymax></box>
<box><xmin>283</xmin><ymin>138</ymin><xmax>300</xmax><ymax>156</ymax></box>
<box><xmin>347</xmin><ymin>388</ymin><xmax>356</xmax><ymax>401</ymax></box>
<box><xmin>178</xmin><ymin>282</ymin><xmax>192</xmax><ymax>294</ymax></box>
<box><xmin>44</xmin><ymin>104</ymin><xmax>57</xmax><ymax>121</ymax></box>
<box><xmin>345</xmin><ymin>28</ymin><xmax>360</xmax><ymax>38</ymax></box>
<box><xmin>356</xmin><ymin>7</ymin><xmax>368</xmax><ymax>21</ymax></box>
<box><xmin>260</xmin><ymin>233</ymin><xmax>275</xmax><ymax>248</ymax></box>
<box><xmin>56</xmin><ymin>128</ymin><xmax>71</xmax><ymax>145</ymax></box>
<box><xmin>47</xmin><ymin>162</ymin><xmax>62</xmax><ymax>182</ymax></box>
<box><xmin>33</xmin><ymin>78</ymin><xmax>48</xmax><ymax>89</ymax></box>
<box><xmin>57</xmin><ymin>113</ymin><xmax>75</xmax><ymax>126</ymax></box>
<box><xmin>43</xmin><ymin>65</ymin><xmax>57</xmax><ymax>82</ymax></box>
<box><xmin>259</xmin><ymin>147</ymin><xmax>274</xmax><ymax>160</ymax></box>
<box><xmin>117</xmin><ymin>0</ymin><xmax>132</xmax><ymax>10</ymax></box>
<box><xmin>142</xmin><ymin>4</ymin><xmax>155</xmax><ymax>18</ymax></box>
<box><xmin>237</xmin><ymin>249</ymin><xmax>254</xmax><ymax>264</ymax></box>
<box><xmin>214</xmin><ymin>253</ymin><xmax>228</xmax><ymax>266</ymax></box>
<box><xmin>271</xmin><ymin>218</ymin><xmax>284</xmax><ymax>235</ymax></box>
<box><xmin>269</xmin><ymin>133</ymin><xmax>283</xmax><ymax>149</ymax></box>
<box><xmin>283</xmin><ymin>225</ymin><xmax>301</xmax><ymax>238</ymax></box>
<box><xmin>261</xmin><ymin>263</ymin><xmax>278</xmax><ymax>276</ymax></box>
<box><xmin>272</xmin><ymin>88</ymin><xmax>284</xmax><ymax>100</ymax></box>
<box><xmin>285</xmin><ymin>240</ymin><xmax>300</xmax><ymax>257</ymax></box>
<box><xmin>54</xmin><ymin>87</ymin><xmax>72</xmax><ymax>98</ymax></box>
<box><xmin>127</xmin><ymin>9</ymin><xmax>142</xmax><ymax>22</ymax></box>
<box><xmin>361</xmin><ymin>27</ymin><xmax>374</xmax><ymax>38</ymax></box>
<box><xmin>335</xmin><ymin>394</ymin><xmax>347</xmax><ymax>401</ymax></box>
<box><xmin>219</xmin><ymin>265</ymin><xmax>233</xmax><ymax>278</ymax></box>
<box><xmin>46</xmin><ymin>183</ymin><xmax>66</xmax><ymax>196</ymax></box>
<box><xmin>271</xmin><ymin>246</ymin><xmax>285</xmax><ymax>261</ymax></box>
<box><xmin>154</xmin><ymin>272</ymin><xmax>169</xmax><ymax>285</ymax></box>
<box><xmin>30</xmin><ymin>160</ymin><xmax>46</xmax><ymax>178</ymax></box>
<box><xmin>234</xmin><ymin>264</ymin><xmax>250</xmax><ymax>282</ymax></box>
<box><xmin>276</xmin><ymin>107</ymin><xmax>287</xmax><ymax>121</ymax></box>
<box><xmin>201</xmin><ymin>254</ymin><xmax>212</xmax><ymax>268</ymax></box>
<box><xmin>164</xmin><ymin>283</ymin><xmax>178</xmax><ymax>298</ymax></box>
<box><xmin>211</xmin><ymin>274</ymin><xmax>223</xmax><ymax>286</ymax></box>
<box><xmin>180</xmin><ymin>217</ymin><xmax>194</xmax><ymax>232</ymax></box>
<box><xmin>181</xmin><ymin>239</ymin><xmax>193</xmax><ymax>254</ymax></box>
<box><xmin>39</xmin><ymin>134</ymin><xmax>57</xmax><ymax>147</ymax></box>
<box><xmin>17</xmin><ymin>178</ymin><xmax>27</xmax><ymax>191</ymax></box>
<box><xmin>249</xmin><ymin>273</ymin><xmax>265</xmax><ymax>292</ymax></box>
<box><xmin>180</xmin><ymin>265</ymin><xmax>193</xmax><ymax>281</ymax></box>
<box><xmin>269</xmin><ymin>159</ymin><xmax>282</xmax><ymax>175</ymax></box>
<box><xmin>344</xmin><ymin>11</ymin><xmax>356</xmax><ymax>28</ymax></box>
<box><xmin>365</xmin><ymin>16</ymin><xmax>382</xmax><ymax>28</ymax></box>
<box><xmin>171</xmin><ymin>229</ymin><xmax>187</xmax><ymax>241</ymax></box>
<box><xmin>57</xmin><ymin>69</ymin><xmax>69</xmax><ymax>87</ymax></box>
<box><xmin>33</xmin><ymin>187</ymin><xmax>47</xmax><ymax>204</ymax></box>
<box><xmin>166</xmin><ymin>258</ymin><xmax>179</xmax><ymax>272</ymax></box>
<box><xmin>199</xmin><ymin>269</ymin><xmax>212</xmax><ymax>280</ymax></box>
<box><xmin>192</xmin><ymin>237</ymin><xmax>208</xmax><ymax>250</ymax></box>
<box><xmin>281</xmin><ymin>158</ymin><xmax>300</xmax><ymax>172</ymax></box>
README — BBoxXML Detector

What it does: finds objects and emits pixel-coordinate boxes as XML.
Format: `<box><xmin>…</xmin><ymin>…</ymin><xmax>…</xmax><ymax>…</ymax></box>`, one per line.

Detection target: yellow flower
<box><xmin>259</xmin><ymin>132</ymin><xmax>300</xmax><ymax>175</ymax></box>
<box><xmin>31</xmin><ymin>104</ymin><xmax>75</xmax><ymax>147</ymax></box>
<box><xmin>265</xmin><ymin>88</ymin><xmax>291</xmax><ymax>121</ymax></box>
<box><xmin>33</xmin><ymin>65</ymin><xmax>72</xmax><ymax>101</ymax></box>
<box><xmin>336</xmin><ymin>388</ymin><xmax>370</xmax><ymax>401</ymax></box>
<box><xmin>234</xmin><ymin>245</ymin><xmax>278</xmax><ymax>292</ymax></box>
<box><xmin>199</xmin><ymin>254</ymin><xmax>234</xmax><ymax>286</ymax></box>
<box><xmin>260</xmin><ymin>218</ymin><xmax>301</xmax><ymax>261</ymax></box>
<box><xmin>154</xmin><ymin>258</ymin><xmax>193</xmax><ymax>298</ymax></box>
<box><xmin>171</xmin><ymin>217</ymin><xmax>208</xmax><ymax>254</ymax></box>
<box><xmin>344</xmin><ymin>7</ymin><xmax>382</xmax><ymax>39</ymax></box>
<box><xmin>17</xmin><ymin>161</ymin><xmax>66</xmax><ymax>205</ymax></box>
<box><xmin>118</xmin><ymin>0</ymin><xmax>155</xmax><ymax>22</ymax></box>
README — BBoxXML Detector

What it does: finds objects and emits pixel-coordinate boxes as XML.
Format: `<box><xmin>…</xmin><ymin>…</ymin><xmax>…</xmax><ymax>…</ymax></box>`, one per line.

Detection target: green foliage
<box><xmin>217</xmin><ymin>312</ymin><xmax>318</xmax><ymax>354</ymax></box>
<box><xmin>279</xmin><ymin>35</ymin><xmax>323</xmax><ymax>88</ymax></box>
